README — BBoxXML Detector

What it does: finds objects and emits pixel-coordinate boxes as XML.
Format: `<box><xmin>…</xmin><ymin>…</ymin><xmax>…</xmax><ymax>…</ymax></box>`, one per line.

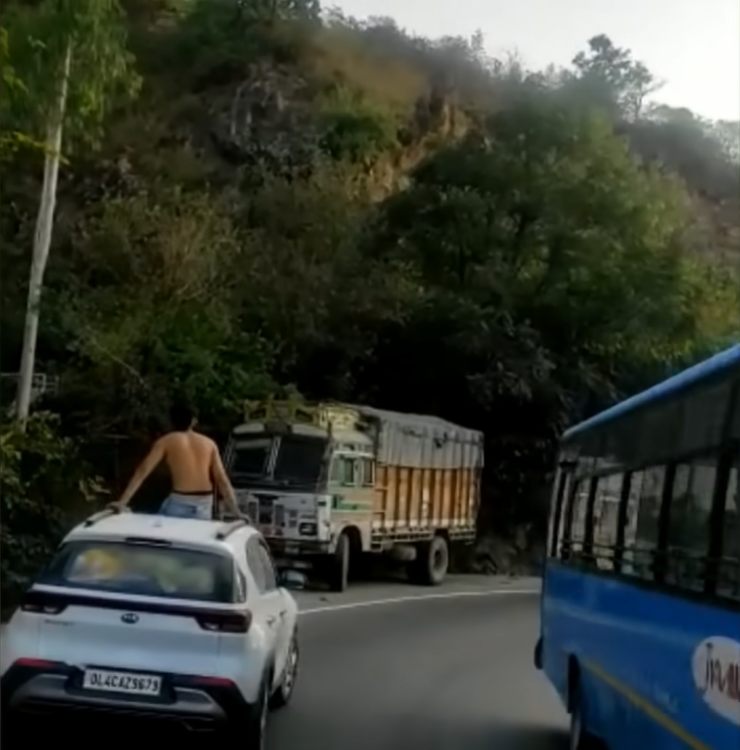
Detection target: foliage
<box><xmin>319</xmin><ymin>89</ymin><xmax>397</xmax><ymax>162</ymax></box>
<box><xmin>49</xmin><ymin>188</ymin><xmax>274</xmax><ymax>436</ymax></box>
<box><xmin>627</xmin><ymin>106</ymin><xmax>740</xmax><ymax>199</ymax></box>
<box><xmin>363</xmin><ymin>103</ymin><xmax>738</xmax><ymax>523</ymax></box>
<box><xmin>0</xmin><ymin>414</ymin><xmax>105</xmax><ymax>608</ymax></box>
<box><xmin>1</xmin><ymin>0</ymin><xmax>140</xmax><ymax>150</ymax></box>
<box><xmin>571</xmin><ymin>34</ymin><xmax>661</xmax><ymax>120</ymax></box>
<box><xmin>0</xmin><ymin>25</ymin><xmax>44</xmax><ymax>159</ymax></box>
<box><xmin>0</xmin><ymin>5</ymin><xmax>739</xmax><ymax>577</ymax></box>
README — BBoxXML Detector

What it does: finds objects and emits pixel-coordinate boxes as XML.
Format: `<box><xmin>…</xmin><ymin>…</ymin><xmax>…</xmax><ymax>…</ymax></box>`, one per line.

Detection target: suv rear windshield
<box><xmin>39</xmin><ymin>541</ymin><xmax>236</xmax><ymax>603</ymax></box>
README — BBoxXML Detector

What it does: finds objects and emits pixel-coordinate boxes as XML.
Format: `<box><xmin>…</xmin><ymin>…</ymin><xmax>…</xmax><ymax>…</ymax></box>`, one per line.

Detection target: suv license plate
<box><xmin>83</xmin><ymin>668</ymin><xmax>162</xmax><ymax>696</ymax></box>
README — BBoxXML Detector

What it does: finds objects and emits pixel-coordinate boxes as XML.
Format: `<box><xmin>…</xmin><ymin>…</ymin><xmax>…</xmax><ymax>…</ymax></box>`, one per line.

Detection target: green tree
<box><xmin>0</xmin><ymin>26</ymin><xmax>41</xmax><ymax>158</ymax></box>
<box><xmin>49</xmin><ymin>188</ymin><xmax>273</xmax><ymax>435</ymax></box>
<box><xmin>365</xmin><ymin>103</ymin><xmax>737</xmax><ymax>523</ymax></box>
<box><xmin>629</xmin><ymin>105</ymin><xmax>739</xmax><ymax>199</ymax></box>
<box><xmin>0</xmin><ymin>413</ymin><xmax>104</xmax><ymax>610</ymax></box>
<box><xmin>3</xmin><ymin>0</ymin><xmax>138</xmax><ymax>422</ymax></box>
<box><xmin>572</xmin><ymin>34</ymin><xmax>661</xmax><ymax>120</ymax></box>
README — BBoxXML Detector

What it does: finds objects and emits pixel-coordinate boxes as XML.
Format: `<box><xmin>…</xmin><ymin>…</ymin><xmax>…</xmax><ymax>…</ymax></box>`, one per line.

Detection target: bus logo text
<box><xmin>692</xmin><ymin>636</ymin><xmax>740</xmax><ymax>726</ymax></box>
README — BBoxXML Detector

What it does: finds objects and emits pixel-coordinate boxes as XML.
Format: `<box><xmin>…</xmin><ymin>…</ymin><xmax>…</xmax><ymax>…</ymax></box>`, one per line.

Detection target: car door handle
<box><xmin>266</xmin><ymin>616</ymin><xmax>278</xmax><ymax>626</ymax></box>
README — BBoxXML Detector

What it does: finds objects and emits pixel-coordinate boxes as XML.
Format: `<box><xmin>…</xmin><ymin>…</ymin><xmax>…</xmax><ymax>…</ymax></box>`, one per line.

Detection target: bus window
<box><xmin>623</xmin><ymin>467</ymin><xmax>664</xmax><ymax>579</ymax></box>
<box><xmin>592</xmin><ymin>474</ymin><xmax>623</xmax><ymax>570</ymax></box>
<box><xmin>665</xmin><ymin>456</ymin><xmax>717</xmax><ymax>591</ymax></box>
<box><xmin>718</xmin><ymin>455</ymin><xmax>739</xmax><ymax>600</ymax></box>
<box><xmin>549</xmin><ymin>467</ymin><xmax>573</xmax><ymax>558</ymax></box>
<box><xmin>567</xmin><ymin>479</ymin><xmax>591</xmax><ymax>558</ymax></box>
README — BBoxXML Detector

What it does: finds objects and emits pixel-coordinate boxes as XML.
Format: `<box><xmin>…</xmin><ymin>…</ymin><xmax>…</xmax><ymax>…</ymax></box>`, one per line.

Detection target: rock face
<box><xmin>209</xmin><ymin>61</ymin><xmax>470</xmax><ymax>195</ymax></box>
<box><xmin>364</xmin><ymin>82</ymin><xmax>470</xmax><ymax>201</ymax></box>
<box><xmin>210</xmin><ymin>62</ymin><xmax>321</xmax><ymax>174</ymax></box>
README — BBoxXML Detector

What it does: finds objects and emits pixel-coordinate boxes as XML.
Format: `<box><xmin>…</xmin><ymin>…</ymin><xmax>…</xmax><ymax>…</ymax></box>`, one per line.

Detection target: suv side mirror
<box><xmin>279</xmin><ymin>569</ymin><xmax>307</xmax><ymax>591</ymax></box>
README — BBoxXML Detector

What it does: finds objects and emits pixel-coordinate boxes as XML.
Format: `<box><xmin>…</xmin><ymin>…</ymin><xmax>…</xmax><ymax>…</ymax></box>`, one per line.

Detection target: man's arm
<box><xmin>114</xmin><ymin>439</ymin><xmax>167</xmax><ymax>509</ymax></box>
<box><xmin>210</xmin><ymin>443</ymin><xmax>241</xmax><ymax>516</ymax></box>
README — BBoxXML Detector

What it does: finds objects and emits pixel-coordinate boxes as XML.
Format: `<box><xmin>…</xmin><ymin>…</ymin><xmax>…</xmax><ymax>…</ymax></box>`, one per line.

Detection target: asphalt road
<box><xmin>268</xmin><ymin>578</ymin><xmax>569</xmax><ymax>750</ymax></box>
<box><xmin>1</xmin><ymin>577</ymin><xmax>567</xmax><ymax>748</ymax></box>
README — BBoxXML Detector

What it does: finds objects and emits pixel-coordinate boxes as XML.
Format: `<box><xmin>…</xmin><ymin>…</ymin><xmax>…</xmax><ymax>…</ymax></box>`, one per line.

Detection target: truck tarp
<box><xmin>352</xmin><ymin>405</ymin><xmax>484</xmax><ymax>470</ymax></box>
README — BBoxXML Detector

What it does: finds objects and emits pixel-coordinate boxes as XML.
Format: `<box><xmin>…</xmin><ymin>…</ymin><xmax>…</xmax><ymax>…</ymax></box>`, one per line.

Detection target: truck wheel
<box><xmin>412</xmin><ymin>535</ymin><xmax>449</xmax><ymax>586</ymax></box>
<box><xmin>329</xmin><ymin>532</ymin><xmax>350</xmax><ymax>592</ymax></box>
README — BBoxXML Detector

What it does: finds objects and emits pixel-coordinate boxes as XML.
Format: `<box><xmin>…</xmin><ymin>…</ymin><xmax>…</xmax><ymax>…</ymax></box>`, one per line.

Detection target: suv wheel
<box><xmin>241</xmin><ymin>679</ymin><xmax>268</xmax><ymax>749</ymax></box>
<box><xmin>271</xmin><ymin>634</ymin><xmax>299</xmax><ymax>709</ymax></box>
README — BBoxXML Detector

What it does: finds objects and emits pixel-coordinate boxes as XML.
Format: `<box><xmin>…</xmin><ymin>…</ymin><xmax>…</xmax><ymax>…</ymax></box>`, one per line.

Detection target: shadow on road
<box><xmin>268</xmin><ymin>713</ymin><xmax>569</xmax><ymax>750</ymax></box>
<box><xmin>4</xmin><ymin>715</ymin><xmax>568</xmax><ymax>750</ymax></box>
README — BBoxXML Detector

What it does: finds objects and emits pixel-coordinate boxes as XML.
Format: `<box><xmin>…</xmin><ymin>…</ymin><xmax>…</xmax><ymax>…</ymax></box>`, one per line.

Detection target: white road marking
<box><xmin>299</xmin><ymin>588</ymin><xmax>539</xmax><ymax>615</ymax></box>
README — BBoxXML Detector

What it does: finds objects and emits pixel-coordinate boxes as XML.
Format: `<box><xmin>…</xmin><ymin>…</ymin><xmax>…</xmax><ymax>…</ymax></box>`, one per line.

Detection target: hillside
<box><xmin>1</xmin><ymin>0</ymin><xmax>739</xmax><ymax>597</ymax></box>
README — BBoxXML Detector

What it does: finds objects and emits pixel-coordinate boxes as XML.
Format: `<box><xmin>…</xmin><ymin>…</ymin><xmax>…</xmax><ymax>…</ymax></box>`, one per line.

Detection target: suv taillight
<box><xmin>14</xmin><ymin>658</ymin><xmax>63</xmax><ymax>670</ymax></box>
<box><xmin>196</xmin><ymin>611</ymin><xmax>251</xmax><ymax>633</ymax></box>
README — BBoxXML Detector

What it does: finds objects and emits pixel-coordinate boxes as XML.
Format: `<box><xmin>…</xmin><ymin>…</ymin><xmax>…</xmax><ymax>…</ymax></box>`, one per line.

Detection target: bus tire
<box><xmin>328</xmin><ymin>532</ymin><xmax>350</xmax><ymax>592</ymax></box>
<box><xmin>411</xmin><ymin>535</ymin><xmax>449</xmax><ymax>586</ymax></box>
<box><xmin>569</xmin><ymin>673</ymin><xmax>601</xmax><ymax>750</ymax></box>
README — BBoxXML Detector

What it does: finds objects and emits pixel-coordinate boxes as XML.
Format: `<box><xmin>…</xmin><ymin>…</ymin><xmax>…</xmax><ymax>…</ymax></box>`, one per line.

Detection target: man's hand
<box><xmin>108</xmin><ymin>500</ymin><xmax>128</xmax><ymax>513</ymax></box>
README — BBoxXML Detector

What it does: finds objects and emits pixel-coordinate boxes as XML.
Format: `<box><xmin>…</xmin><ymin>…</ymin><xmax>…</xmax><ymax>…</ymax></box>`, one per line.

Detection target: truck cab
<box><xmin>225</xmin><ymin>402</ymin><xmax>376</xmax><ymax>585</ymax></box>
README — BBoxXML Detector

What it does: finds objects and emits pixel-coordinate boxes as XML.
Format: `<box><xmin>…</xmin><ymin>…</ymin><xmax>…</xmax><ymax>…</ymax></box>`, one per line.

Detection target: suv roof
<box><xmin>67</xmin><ymin>513</ymin><xmax>257</xmax><ymax>551</ymax></box>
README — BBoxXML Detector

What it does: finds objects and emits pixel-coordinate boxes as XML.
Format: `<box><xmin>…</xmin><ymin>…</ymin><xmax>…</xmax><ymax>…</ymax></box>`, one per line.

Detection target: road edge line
<box><xmin>298</xmin><ymin>588</ymin><xmax>539</xmax><ymax>615</ymax></box>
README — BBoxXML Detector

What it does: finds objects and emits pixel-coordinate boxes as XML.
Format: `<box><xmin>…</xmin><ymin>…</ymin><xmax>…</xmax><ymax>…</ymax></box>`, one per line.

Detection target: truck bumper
<box><xmin>266</xmin><ymin>538</ymin><xmax>331</xmax><ymax>568</ymax></box>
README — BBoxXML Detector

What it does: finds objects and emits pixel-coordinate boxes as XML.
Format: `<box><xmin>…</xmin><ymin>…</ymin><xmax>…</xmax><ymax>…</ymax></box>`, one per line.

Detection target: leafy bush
<box><xmin>0</xmin><ymin>414</ymin><xmax>105</xmax><ymax>612</ymax></box>
<box><xmin>317</xmin><ymin>86</ymin><xmax>397</xmax><ymax>163</ymax></box>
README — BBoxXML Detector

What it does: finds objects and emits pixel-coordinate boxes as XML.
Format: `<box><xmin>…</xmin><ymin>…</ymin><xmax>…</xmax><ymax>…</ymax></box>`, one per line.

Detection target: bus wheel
<box><xmin>569</xmin><ymin>677</ymin><xmax>600</xmax><ymax>750</ymax></box>
<box><xmin>328</xmin><ymin>532</ymin><xmax>350</xmax><ymax>592</ymax></box>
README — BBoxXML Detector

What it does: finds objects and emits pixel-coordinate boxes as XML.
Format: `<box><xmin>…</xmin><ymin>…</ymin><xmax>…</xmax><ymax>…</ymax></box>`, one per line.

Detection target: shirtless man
<box><xmin>113</xmin><ymin>400</ymin><xmax>241</xmax><ymax>520</ymax></box>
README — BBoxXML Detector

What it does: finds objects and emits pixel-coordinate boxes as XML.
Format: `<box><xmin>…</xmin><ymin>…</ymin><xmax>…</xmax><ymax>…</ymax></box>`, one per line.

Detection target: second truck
<box><xmin>225</xmin><ymin>399</ymin><xmax>483</xmax><ymax>590</ymax></box>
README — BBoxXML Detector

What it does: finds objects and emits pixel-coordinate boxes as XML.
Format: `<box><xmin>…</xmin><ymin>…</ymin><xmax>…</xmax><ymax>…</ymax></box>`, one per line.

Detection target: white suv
<box><xmin>0</xmin><ymin>509</ymin><xmax>299</xmax><ymax>743</ymax></box>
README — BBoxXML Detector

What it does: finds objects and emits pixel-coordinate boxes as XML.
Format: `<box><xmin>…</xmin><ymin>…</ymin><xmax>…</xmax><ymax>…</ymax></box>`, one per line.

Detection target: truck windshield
<box><xmin>231</xmin><ymin>437</ymin><xmax>272</xmax><ymax>477</ymax></box>
<box><xmin>274</xmin><ymin>436</ymin><xmax>327</xmax><ymax>485</ymax></box>
<box><xmin>229</xmin><ymin>433</ymin><xmax>327</xmax><ymax>487</ymax></box>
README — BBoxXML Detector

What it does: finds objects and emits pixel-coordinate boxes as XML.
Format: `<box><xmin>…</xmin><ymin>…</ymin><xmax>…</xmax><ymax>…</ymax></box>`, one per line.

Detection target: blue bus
<box><xmin>536</xmin><ymin>345</ymin><xmax>740</xmax><ymax>750</ymax></box>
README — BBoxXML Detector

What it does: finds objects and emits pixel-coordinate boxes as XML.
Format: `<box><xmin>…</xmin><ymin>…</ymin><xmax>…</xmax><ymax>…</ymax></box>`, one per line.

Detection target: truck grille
<box><xmin>255</xmin><ymin>494</ymin><xmax>276</xmax><ymax>526</ymax></box>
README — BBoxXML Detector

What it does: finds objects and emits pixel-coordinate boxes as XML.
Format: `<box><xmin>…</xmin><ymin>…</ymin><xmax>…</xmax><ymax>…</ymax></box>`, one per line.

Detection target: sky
<box><xmin>334</xmin><ymin>0</ymin><xmax>740</xmax><ymax>121</ymax></box>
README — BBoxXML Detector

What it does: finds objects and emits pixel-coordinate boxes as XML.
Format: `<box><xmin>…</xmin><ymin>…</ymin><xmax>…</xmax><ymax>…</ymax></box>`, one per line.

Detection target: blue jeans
<box><xmin>159</xmin><ymin>493</ymin><xmax>213</xmax><ymax>520</ymax></box>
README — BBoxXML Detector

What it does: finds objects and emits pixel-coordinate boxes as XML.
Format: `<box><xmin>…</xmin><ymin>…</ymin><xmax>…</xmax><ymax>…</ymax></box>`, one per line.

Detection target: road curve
<box><xmin>269</xmin><ymin>587</ymin><xmax>568</xmax><ymax>750</ymax></box>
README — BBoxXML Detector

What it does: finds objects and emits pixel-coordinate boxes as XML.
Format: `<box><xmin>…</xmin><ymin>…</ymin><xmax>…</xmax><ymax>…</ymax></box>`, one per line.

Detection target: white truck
<box><xmin>225</xmin><ymin>399</ymin><xmax>483</xmax><ymax>590</ymax></box>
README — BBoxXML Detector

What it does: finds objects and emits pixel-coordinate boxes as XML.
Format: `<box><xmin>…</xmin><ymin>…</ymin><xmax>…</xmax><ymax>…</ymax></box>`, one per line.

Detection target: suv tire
<box><xmin>271</xmin><ymin>635</ymin><xmax>299</xmax><ymax>709</ymax></box>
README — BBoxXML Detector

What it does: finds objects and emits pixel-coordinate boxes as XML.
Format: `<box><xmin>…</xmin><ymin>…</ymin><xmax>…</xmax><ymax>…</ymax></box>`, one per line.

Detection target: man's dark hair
<box><xmin>170</xmin><ymin>398</ymin><xmax>196</xmax><ymax>431</ymax></box>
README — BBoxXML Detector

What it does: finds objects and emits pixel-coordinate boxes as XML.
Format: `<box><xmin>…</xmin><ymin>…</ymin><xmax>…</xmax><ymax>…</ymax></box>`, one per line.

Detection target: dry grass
<box><xmin>303</xmin><ymin>25</ymin><xmax>427</xmax><ymax>116</ymax></box>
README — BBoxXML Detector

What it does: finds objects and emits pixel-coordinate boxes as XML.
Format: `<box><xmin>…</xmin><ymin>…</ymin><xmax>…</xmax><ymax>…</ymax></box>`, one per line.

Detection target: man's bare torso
<box><xmin>160</xmin><ymin>431</ymin><xmax>216</xmax><ymax>494</ymax></box>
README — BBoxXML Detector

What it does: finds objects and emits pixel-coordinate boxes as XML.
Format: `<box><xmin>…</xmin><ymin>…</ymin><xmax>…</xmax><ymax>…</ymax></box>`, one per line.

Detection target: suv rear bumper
<box><xmin>1</xmin><ymin>662</ymin><xmax>255</xmax><ymax>731</ymax></box>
